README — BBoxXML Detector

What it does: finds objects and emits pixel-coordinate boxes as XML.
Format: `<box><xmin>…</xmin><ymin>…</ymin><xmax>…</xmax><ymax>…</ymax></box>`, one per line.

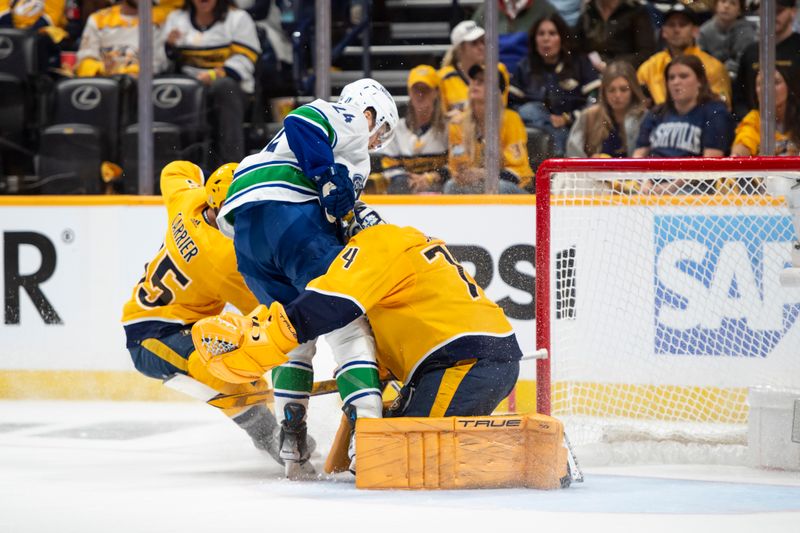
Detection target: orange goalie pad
<box><xmin>354</xmin><ymin>413</ymin><xmax>568</xmax><ymax>490</ymax></box>
<box><xmin>324</xmin><ymin>414</ymin><xmax>352</xmax><ymax>474</ymax></box>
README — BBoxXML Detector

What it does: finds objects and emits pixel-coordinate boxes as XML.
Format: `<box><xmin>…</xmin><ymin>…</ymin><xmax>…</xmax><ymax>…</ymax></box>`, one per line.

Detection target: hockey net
<box><xmin>534</xmin><ymin>157</ymin><xmax>800</xmax><ymax>465</ymax></box>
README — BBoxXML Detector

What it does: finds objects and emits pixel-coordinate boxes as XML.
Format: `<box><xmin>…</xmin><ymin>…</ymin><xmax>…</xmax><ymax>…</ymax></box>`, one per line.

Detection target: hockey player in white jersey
<box><xmin>215</xmin><ymin>79</ymin><xmax>399</xmax><ymax>476</ymax></box>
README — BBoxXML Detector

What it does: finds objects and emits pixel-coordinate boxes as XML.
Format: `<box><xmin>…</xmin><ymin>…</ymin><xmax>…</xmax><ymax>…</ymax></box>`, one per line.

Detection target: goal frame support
<box><xmin>534</xmin><ymin>156</ymin><xmax>800</xmax><ymax>417</ymax></box>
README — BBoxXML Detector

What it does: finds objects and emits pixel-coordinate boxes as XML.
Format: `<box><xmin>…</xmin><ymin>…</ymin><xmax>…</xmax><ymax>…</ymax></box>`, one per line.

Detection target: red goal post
<box><xmin>534</xmin><ymin>156</ymin><xmax>800</xmax><ymax>426</ymax></box>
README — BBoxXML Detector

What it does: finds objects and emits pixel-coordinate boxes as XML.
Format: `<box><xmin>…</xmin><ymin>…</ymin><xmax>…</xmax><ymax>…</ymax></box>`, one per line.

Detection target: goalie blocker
<box><xmin>352</xmin><ymin>412</ymin><xmax>569</xmax><ymax>490</ymax></box>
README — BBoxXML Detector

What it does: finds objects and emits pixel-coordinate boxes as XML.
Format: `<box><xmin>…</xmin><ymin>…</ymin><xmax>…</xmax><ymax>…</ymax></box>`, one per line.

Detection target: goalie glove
<box><xmin>315</xmin><ymin>163</ymin><xmax>356</xmax><ymax>223</ymax></box>
<box><xmin>192</xmin><ymin>303</ymin><xmax>299</xmax><ymax>384</ymax></box>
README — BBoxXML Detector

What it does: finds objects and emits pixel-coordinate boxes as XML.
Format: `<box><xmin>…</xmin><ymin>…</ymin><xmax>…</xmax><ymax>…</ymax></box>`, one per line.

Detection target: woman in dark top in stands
<box><xmin>511</xmin><ymin>13</ymin><xmax>599</xmax><ymax>156</ymax></box>
<box><xmin>634</xmin><ymin>54</ymin><xmax>734</xmax><ymax>194</ymax></box>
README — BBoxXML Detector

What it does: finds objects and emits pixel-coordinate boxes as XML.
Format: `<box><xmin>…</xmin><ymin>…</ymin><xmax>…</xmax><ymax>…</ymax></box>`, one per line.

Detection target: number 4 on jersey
<box><xmin>341</xmin><ymin>247</ymin><xmax>359</xmax><ymax>269</ymax></box>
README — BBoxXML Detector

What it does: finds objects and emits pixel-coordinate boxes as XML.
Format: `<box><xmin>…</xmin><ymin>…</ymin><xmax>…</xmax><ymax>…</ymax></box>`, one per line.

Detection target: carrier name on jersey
<box><xmin>171</xmin><ymin>212</ymin><xmax>198</xmax><ymax>262</ymax></box>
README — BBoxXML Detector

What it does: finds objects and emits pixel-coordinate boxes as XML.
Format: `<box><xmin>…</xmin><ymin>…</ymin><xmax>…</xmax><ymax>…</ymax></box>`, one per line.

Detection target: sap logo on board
<box><xmin>654</xmin><ymin>215</ymin><xmax>800</xmax><ymax>357</ymax></box>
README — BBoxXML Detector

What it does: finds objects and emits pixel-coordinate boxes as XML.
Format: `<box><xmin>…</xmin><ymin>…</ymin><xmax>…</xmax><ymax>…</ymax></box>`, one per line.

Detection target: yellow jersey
<box><xmin>447</xmin><ymin>108</ymin><xmax>534</xmax><ymax>190</ymax></box>
<box><xmin>292</xmin><ymin>224</ymin><xmax>516</xmax><ymax>382</ymax></box>
<box><xmin>0</xmin><ymin>0</ymin><xmax>65</xmax><ymax>29</ymax></box>
<box><xmin>75</xmin><ymin>4</ymin><xmax>172</xmax><ymax>77</ymax></box>
<box><xmin>637</xmin><ymin>46</ymin><xmax>731</xmax><ymax>108</ymax></box>
<box><xmin>121</xmin><ymin>161</ymin><xmax>258</xmax><ymax>346</ymax></box>
<box><xmin>733</xmin><ymin>110</ymin><xmax>799</xmax><ymax>156</ymax></box>
<box><xmin>438</xmin><ymin>65</ymin><xmax>469</xmax><ymax>114</ymax></box>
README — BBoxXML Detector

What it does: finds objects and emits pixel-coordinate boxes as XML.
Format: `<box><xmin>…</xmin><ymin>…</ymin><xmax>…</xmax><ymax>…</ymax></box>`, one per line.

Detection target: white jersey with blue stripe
<box><xmin>219</xmin><ymin>99</ymin><xmax>371</xmax><ymax>231</ymax></box>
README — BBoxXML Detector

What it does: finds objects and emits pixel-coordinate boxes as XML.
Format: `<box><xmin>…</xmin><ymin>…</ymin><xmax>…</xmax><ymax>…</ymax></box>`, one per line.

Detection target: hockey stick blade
<box><xmin>207</xmin><ymin>379</ymin><xmax>339</xmax><ymax>409</ymax></box>
<box><xmin>163</xmin><ymin>374</ymin><xmax>220</xmax><ymax>402</ymax></box>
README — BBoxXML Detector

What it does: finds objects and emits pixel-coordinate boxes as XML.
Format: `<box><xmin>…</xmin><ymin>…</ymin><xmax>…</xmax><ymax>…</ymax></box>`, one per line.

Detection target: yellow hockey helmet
<box><xmin>205</xmin><ymin>163</ymin><xmax>238</xmax><ymax>209</ymax></box>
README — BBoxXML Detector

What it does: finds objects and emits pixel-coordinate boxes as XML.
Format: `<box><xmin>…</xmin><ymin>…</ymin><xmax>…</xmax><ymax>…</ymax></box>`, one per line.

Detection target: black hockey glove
<box><xmin>315</xmin><ymin>163</ymin><xmax>356</xmax><ymax>222</ymax></box>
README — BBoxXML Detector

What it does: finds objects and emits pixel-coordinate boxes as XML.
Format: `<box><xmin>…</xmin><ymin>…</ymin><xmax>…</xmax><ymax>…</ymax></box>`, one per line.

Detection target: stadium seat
<box><xmin>37</xmin><ymin>124</ymin><xmax>104</xmax><ymax>194</ymax></box>
<box><xmin>120</xmin><ymin>76</ymin><xmax>210</xmax><ymax>192</ymax></box>
<box><xmin>0</xmin><ymin>73</ymin><xmax>27</xmax><ymax>150</ymax></box>
<box><xmin>151</xmin><ymin>76</ymin><xmax>208</xmax><ymax>162</ymax></box>
<box><xmin>119</xmin><ymin>123</ymin><xmax>182</xmax><ymax>195</ymax></box>
<box><xmin>37</xmin><ymin>77</ymin><xmax>121</xmax><ymax>193</ymax></box>
<box><xmin>0</xmin><ymin>28</ymin><xmax>39</xmax><ymax>80</ymax></box>
<box><xmin>0</xmin><ymin>28</ymin><xmax>40</xmax><ymax>184</ymax></box>
<box><xmin>526</xmin><ymin>126</ymin><xmax>555</xmax><ymax>173</ymax></box>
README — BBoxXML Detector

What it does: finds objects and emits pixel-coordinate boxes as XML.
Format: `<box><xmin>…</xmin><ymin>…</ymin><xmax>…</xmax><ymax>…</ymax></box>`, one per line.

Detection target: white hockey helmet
<box><xmin>337</xmin><ymin>78</ymin><xmax>399</xmax><ymax>150</ymax></box>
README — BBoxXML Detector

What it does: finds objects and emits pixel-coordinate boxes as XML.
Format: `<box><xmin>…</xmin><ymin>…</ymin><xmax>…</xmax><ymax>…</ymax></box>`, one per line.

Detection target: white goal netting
<box><xmin>536</xmin><ymin>159</ymin><xmax>800</xmax><ymax>465</ymax></box>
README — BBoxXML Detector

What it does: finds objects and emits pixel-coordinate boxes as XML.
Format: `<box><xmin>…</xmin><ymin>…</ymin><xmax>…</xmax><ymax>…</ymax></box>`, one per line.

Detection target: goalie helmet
<box><xmin>337</xmin><ymin>78</ymin><xmax>399</xmax><ymax>150</ymax></box>
<box><xmin>205</xmin><ymin>162</ymin><xmax>238</xmax><ymax>210</ymax></box>
<box><xmin>343</xmin><ymin>201</ymin><xmax>387</xmax><ymax>240</ymax></box>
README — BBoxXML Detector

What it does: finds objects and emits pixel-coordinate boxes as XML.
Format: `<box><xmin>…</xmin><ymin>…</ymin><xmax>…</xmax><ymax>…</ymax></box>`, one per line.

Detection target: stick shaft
<box><xmin>207</xmin><ymin>379</ymin><xmax>338</xmax><ymax>409</ymax></box>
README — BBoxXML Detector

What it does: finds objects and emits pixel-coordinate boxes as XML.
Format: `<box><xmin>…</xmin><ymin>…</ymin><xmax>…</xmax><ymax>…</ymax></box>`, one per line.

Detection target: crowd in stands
<box><xmin>1</xmin><ymin>0</ymin><xmax>799</xmax><ymax>195</ymax></box>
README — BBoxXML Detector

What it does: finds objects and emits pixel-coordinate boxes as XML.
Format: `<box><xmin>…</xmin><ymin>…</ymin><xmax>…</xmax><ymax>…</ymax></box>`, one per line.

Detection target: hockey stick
<box><xmin>523</xmin><ymin>349</ymin><xmax>548</xmax><ymax>361</ymax></box>
<box><xmin>206</xmin><ymin>379</ymin><xmax>339</xmax><ymax>410</ymax></box>
<box><xmin>188</xmin><ymin>349</ymin><xmax>548</xmax><ymax>410</ymax></box>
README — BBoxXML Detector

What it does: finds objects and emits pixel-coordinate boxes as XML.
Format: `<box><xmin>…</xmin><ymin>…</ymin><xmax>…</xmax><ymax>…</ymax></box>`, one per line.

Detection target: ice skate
<box><xmin>233</xmin><ymin>404</ymin><xmax>283</xmax><ymax>465</ymax></box>
<box><xmin>343</xmin><ymin>404</ymin><xmax>358</xmax><ymax>475</ymax></box>
<box><xmin>279</xmin><ymin>402</ymin><xmax>315</xmax><ymax>478</ymax></box>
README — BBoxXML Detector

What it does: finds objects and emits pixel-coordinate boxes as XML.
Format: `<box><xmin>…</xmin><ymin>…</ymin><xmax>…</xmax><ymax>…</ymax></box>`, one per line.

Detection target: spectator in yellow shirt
<box><xmin>731</xmin><ymin>67</ymin><xmax>800</xmax><ymax>157</ymax></box>
<box><xmin>75</xmin><ymin>0</ymin><xmax>173</xmax><ymax>77</ymax></box>
<box><xmin>380</xmin><ymin>65</ymin><xmax>449</xmax><ymax>194</ymax></box>
<box><xmin>438</xmin><ymin>20</ymin><xmax>486</xmax><ymax>116</ymax></box>
<box><xmin>637</xmin><ymin>5</ymin><xmax>731</xmax><ymax>108</ymax></box>
<box><xmin>0</xmin><ymin>0</ymin><xmax>69</xmax><ymax>70</ymax></box>
<box><xmin>444</xmin><ymin>63</ymin><xmax>533</xmax><ymax>194</ymax></box>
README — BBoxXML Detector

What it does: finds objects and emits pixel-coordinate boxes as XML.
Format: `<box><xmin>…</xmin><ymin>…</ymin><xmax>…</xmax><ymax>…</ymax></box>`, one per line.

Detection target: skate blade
<box><xmin>285</xmin><ymin>460</ymin><xmax>316</xmax><ymax>480</ymax></box>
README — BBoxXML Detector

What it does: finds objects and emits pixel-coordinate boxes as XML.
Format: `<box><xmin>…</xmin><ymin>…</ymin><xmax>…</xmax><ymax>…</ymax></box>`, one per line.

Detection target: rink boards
<box><xmin>0</xmin><ymin>195</ymin><xmax>797</xmax><ymax>411</ymax></box>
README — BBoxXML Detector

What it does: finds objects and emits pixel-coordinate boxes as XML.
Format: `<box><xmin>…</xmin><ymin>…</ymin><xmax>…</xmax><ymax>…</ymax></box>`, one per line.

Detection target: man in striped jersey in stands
<box><xmin>163</xmin><ymin>0</ymin><xmax>261</xmax><ymax>167</ymax></box>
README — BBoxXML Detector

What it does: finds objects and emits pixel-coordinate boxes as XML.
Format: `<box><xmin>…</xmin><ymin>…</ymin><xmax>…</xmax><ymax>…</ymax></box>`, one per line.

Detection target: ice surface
<box><xmin>1</xmin><ymin>397</ymin><xmax>799</xmax><ymax>533</ymax></box>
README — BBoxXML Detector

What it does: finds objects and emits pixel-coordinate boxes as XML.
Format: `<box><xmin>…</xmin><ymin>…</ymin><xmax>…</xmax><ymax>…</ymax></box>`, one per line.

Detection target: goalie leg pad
<box><xmin>191</xmin><ymin>303</ymin><xmax>299</xmax><ymax>384</ymax></box>
<box><xmin>354</xmin><ymin>413</ymin><xmax>568</xmax><ymax>490</ymax></box>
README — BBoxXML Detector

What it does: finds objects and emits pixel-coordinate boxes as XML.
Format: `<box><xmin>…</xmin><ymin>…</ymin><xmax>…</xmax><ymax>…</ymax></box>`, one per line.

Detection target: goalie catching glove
<box><xmin>192</xmin><ymin>303</ymin><xmax>300</xmax><ymax>384</ymax></box>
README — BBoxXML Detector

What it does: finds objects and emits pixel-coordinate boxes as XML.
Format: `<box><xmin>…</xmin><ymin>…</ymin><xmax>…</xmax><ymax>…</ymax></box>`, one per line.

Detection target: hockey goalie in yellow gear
<box><xmin>121</xmin><ymin>161</ymin><xmax>285</xmax><ymax>463</ymax></box>
<box><xmin>194</xmin><ymin>201</ymin><xmax>523</xmax><ymax>418</ymax></box>
<box><xmin>191</xmin><ymin>202</ymin><xmax>574</xmax><ymax>489</ymax></box>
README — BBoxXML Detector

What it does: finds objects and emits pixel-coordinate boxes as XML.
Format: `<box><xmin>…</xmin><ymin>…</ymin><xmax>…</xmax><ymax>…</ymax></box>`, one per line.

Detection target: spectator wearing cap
<box><xmin>733</xmin><ymin>0</ymin><xmax>800</xmax><ymax>120</ymax></box>
<box><xmin>471</xmin><ymin>0</ymin><xmax>557</xmax><ymax>34</ymax></box>
<box><xmin>698</xmin><ymin>0</ymin><xmax>755</xmax><ymax>79</ymax></box>
<box><xmin>380</xmin><ymin>65</ymin><xmax>449</xmax><ymax>194</ymax></box>
<box><xmin>512</xmin><ymin>13</ymin><xmax>599</xmax><ymax>156</ymax></box>
<box><xmin>574</xmin><ymin>0</ymin><xmax>658</xmax><ymax>71</ymax></box>
<box><xmin>444</xmin><ymin>63</ymin><xmax>533</xmax><ymax>195</ymax></box>
<box><xmin>439</xmin><ymin>20</ymin><xmax>486</xmax><ymax>115</ymax></box>
<box><xmin>637</xmin><ymin>4</ymin><xmax>731</xmax><ymax>108</ymax></box>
